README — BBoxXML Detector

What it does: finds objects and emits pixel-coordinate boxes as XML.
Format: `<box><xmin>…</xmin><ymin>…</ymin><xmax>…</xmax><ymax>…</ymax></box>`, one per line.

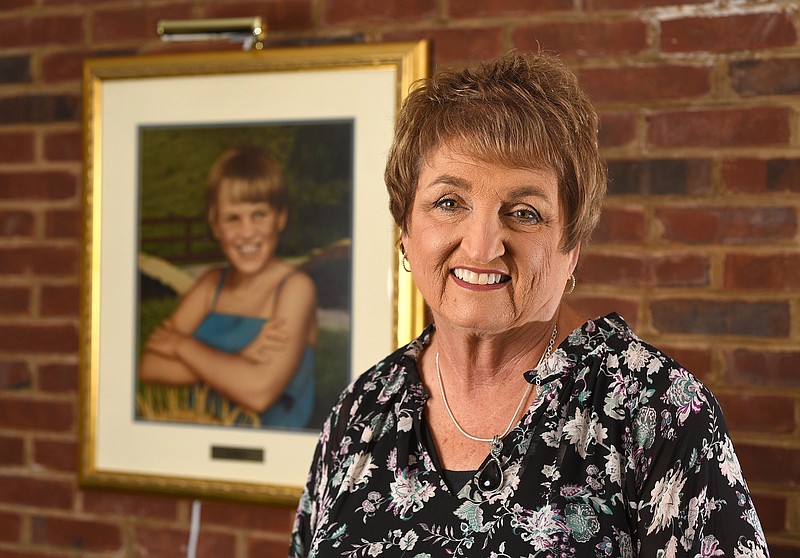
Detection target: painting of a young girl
<box><xmin>138</xmin><ymin>146</ymin><xmax>318</xmax><ymax>429</ymax></box>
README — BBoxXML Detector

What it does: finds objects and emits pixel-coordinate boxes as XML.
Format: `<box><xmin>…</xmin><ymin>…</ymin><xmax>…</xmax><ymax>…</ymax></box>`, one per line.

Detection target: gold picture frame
<box><xmin>79</xmin><ymin>41</ymin><xmax>428</xmax><ymax>505</ymax></box>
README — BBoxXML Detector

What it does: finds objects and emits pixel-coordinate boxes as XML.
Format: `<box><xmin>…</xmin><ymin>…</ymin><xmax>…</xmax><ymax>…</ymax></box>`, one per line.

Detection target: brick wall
<box><xmin>0</xmin><ymin>0</ymin><xmax>798</xmax><ymax>556</ymax></box>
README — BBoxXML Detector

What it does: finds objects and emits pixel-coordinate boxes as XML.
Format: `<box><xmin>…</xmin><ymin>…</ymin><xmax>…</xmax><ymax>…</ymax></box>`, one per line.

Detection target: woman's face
<box><xmin>402</xmin><ymin>142</ymin><xmax>580</xmax><ymax>335</ymax></box>
<box><xmin>210</xmin><ymin>189</ymin><xmax>286</xmax><ymax>276</ymax></box>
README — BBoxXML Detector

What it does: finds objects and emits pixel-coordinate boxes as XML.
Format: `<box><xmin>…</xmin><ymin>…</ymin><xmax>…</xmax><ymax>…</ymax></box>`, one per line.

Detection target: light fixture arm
<box><xmin>156</xmin><ymin>17</ymin><xmax>266</xmax><ymax>51</ymax></box>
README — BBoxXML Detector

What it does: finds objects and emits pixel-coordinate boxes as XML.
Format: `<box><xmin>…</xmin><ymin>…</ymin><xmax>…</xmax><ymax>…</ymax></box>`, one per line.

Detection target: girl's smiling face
<box><xmin>402</xmin><ymin>142</ymin><xmax>580</xmax><ymax>335</ymax></box>
<box><xmin>210</xmin><ymin>187</ymin><xmax>286</xmax><ymax>277</ymax></box>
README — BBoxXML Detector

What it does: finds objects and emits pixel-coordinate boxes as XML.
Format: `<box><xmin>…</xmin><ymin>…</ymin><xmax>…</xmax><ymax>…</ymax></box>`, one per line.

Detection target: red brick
<box><xmin>44</xmin><ymin>0</ymin><xmax>123</xmax><ymax>4</ymax></box>
<box><xmin>0</xmin><ymin>475</ymin><xmax>73</xmax><ymax>509</ymax></box>
<box><xmin>580</xmin><ymin>65</ymin><xmax>711</xmax><ymax>103</ymax></box>
<box><xmin>0</xmin><ymin>171</ymin><xmax>76</xmax><ymax>200</ymax></box>
<box><xmin>0</xmin><ymin>247</ymin><xmax>80</xmax><ymax>276</ymax></box>
<box><xmin>32</xmin><ymin>515</ymin><xmax>122</xmax><ymax>552</ymax></box>
<box><xmin>0</xmin><ymin>210</ymin><xmax>34</xmax><ymax>237</ymax></box>
<box><xmin>597</xmin><ymin>111</ymin><xmax>636</xmax><ymax>148</ymax></box>
<box><xmin>587</xmin><ymin>0</ymin><xmax>709</xmax><ymax>7</ymax></box>
<box><xmin>0</xmin><ymin>286</ymin><xmax>31</xmax><ymax>315</ymax></box>
<box><xmin>39</xmin><ymin>362</ymin><xmax>78</xmax><ymax>393</ymax></box>
<box><xmin>41</xmin><ymin>284</ymin><xmax>80</xmax><ymax>317</ymax></box>
<box><xmin>651</xmin><ymin>254</ymin><xmax>709</xmax><ymax>287</ymax></box>
<box><xmin>724</xmin><ymin>349</ymin><xmax>800</xmax><ymax>389</ymax></box>
<box><xmin>724</xmin><ymin>253</ymin><xmax>800</xmax><ymax>290</ymax></box>
<box><xmin>0</xmin><ymin>0</ymin><xmax>35</xmax><ymax>9</ymax></box>
<box><xmin>386</xmin><ymin>27</ymin><xmax>503</xmax><ymax>64</ymax></box>
<box><xmin>44</xmin><ymin>130</ymin><xmax>82</xmax><ymax>162</ymax></box>
<box><xmin>514</xmin><ymin>19</ymin><xmax>648</xmax><ymax>57</ymax></box>
<box><xmin>204</xmin><ymin>1</ymin><xmax>313</xmax><ymax>32</ymax></box>
<box><xmin>590</xmin><ymin>207</ymin><xmax>646</xmax><ymax>244</ymax></box>
<box><xmin>579</xmin><ymin>253</ymin><xmax>647</xmax><ymax>286</ymax></box>
<box><xmin>750</xmin><ymin>492</ymin><xmax>787</xmax><ymax>532</ymax></box>
<box><xmin>656</xmin><ymin>206</ymin><xmax>796</xmax><ymax>245</ymax></box>
<box><xmin>202</xmin><ymin>500</ymin><xmax>294</xmax><ymax>531</ymax></box>
<box><xmin>580</xmin><ymin>253</ymin><xmax>708</xmax><ymax>288</ymax></box>
<box><xmin>325</xmin><ymin>0</ymin><xmax>436</xmax><ymax>24</ymax></box>
<box><xmin>648</xmin><ymin>107</ymin><xmax>790</xmax><ymax>148</ymax></box>
<box><xmin>715</xmin><ymin>393</ymin><xmax>795</xmax><ymax>434</ymax></box>
<box><xmin>769</xmin><ymin>542</ymin><xmax>800</xmax><ymax>558</ymax></box>
<box><xmin>92</xmin><ymin>4</ymin><xmax>193</xmax><ymax>43</ymax></box>
<box><xmin>134</xmin><ymin>525</ymin><xmax>236</xmax><ymax>558</ymax></box>
<box><xmin>656</xmin><ymin>345</ymin><xmax>712</xmax><ymax>384</ymax></box>
<box><xmin>731</xmin><ymin>57</ymin><xmax>800</xmax><ymax>97</ymax></box>
<box><xmin>0</xmin><ymin>510</ymin><xmax>21</xmax><ymax>542</ymax></box>
<box><xmin>566</xmin><ymin>296</ymin><xmax>639</xmax><ymax>328</ymax></box>
<box><xmin>651</xmin><ymin>299</ymin><xmax>790</xmax><ymax>338</ymax></box>
<box><xmin>0</xmin><ymin>132</ymin><xmax>34</xmax><ymax>162</ymax></box>
<box><xmin>662</xmin><ymin>12</ymin><xmax>797</xmax><ymax>53</ymax></box>
<box><xmin>723</xmin><ymin>158</ymin><xmax>800</xmax><ymax>194</ymax></box>
<box><xmin>0</xmin><ymin>396</ymin><xmax>74</xmax><ymax>431</ymax></box>
<box><xmin>450</xmin><ymin>0</ymin><xmax>573</xmax><ymax>17</ymax></box>
<box><xmin>0</xmin><ymin>324</ymin><xmax>78</xmax><ymax>354</ymax></box>
<box><xmin>34</xmin><ymin>439</ymin><xmax>77</xmax><ymax>472</ymax></box>
<box><xmin>0</xmin><ymin>94</ymin><xmax>81</xmax><ymax>124</ymax></box>
<box><xmin>0</xmin><ymin>15</ymin><xmax>84</xmax><ymax>48</ymax></box>
<box><xmin>0</xmin><ymin>435</ymin><xmax>25</xmax><ymax>466</ymax></box>
<box><xmin>45</xmin><ymin>208</ymin><xmax>82</xmax><ymax>239</ymax></box>
<box><xmin>82</xmin><ymin>490</ymin><xmax>180</xmax><ymax>520</ymax></box>
<box><xmin>0</xmin><ymin>361</ymin><xmax>31</xmax><ymax>390</ymax></box>
<box><xmin>735</xmin><ymin>444</ymin><xmax>800</xmax><ymax>486</ymax></box>
<box><xmin>249</xmin><ymin>536</ymin><xmax>293</xmax><ymax>556</ymax></box>
<box><xmin>40</xmin><ymin>50</ymin><xmax>87</xmax><ymax>83</ymax></box>
<box><xmin>607</xmin><ymin>159</ymin><xmax>711</xmax><ymax>196</ymax></box>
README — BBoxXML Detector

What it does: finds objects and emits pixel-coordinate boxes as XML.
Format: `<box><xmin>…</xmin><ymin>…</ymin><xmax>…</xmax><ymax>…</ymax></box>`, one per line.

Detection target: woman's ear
<box><xmin>568</xmin><ymin>242</ymin><xmax>582</xmax><ymax>274</ymax></box>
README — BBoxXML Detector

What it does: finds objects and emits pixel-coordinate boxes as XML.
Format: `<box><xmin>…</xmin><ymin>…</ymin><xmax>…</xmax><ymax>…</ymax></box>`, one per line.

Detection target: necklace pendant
<box><xmin>476</xmin><ymin>436</ymin><xmax>504</xmax><ymax>495</ymax></box>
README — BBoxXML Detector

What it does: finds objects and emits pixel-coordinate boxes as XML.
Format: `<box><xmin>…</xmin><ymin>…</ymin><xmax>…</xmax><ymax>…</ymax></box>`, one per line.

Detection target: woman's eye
<box><xmin>509</xmin><ymin>208</ymin><xmax>541</xmax><ymax>222</ymax></box>
<box><xmin>434</xmin><ymin>197</ymin><xmax>459</xmax><ymax>210</ymax></box>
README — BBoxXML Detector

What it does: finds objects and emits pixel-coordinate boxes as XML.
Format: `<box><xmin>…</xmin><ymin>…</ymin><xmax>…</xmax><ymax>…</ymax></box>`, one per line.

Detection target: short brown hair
<box><xmin>207</xmin><ymin>147</ymin><xmax>289</xmax><ymax>221</ymax></box>
<box><xmin>384</xmin><ymin>50</ymin><xmax>606</xmax><ymax>252</ymax></box>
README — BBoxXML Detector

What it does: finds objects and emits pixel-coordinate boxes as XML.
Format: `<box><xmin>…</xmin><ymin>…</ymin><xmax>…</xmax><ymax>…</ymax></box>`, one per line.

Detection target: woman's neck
<box><xmin>425</xmin><ymin>303</ymin><xmax>586</xmax><ymax>388</ymax></box>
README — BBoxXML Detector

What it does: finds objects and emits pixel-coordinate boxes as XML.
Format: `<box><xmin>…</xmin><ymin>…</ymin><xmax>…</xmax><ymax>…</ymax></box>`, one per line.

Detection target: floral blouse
<box><xmin>290</xmin><ymin>314</ymin><xmax>769</xmax><ymax>557</ymax></box>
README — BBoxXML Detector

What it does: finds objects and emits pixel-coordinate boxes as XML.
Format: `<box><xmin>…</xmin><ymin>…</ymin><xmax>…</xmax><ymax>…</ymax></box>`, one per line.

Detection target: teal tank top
<box><xmin>192</xmin><ymin>268</ymin><xmax>315</xmax><ymax>429</ymax></box>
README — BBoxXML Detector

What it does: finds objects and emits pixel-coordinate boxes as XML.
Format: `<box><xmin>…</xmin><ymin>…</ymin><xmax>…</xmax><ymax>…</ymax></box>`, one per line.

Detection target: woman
<box><xmin>139</xmin><ymin>147</ymin><xmax>317</xmax><ymax>429</ymax></box>
<box><xmin>290</xmin><ymin>52</ymin><xmax>769</xmax><ymax>556</ymax></box>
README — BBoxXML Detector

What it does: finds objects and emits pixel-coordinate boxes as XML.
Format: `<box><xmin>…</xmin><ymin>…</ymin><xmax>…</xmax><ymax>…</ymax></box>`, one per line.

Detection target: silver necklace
<box><xmin>434</xmin><ymin>324</ymin><xmax>558</xmax><ymax>494</ymax></box>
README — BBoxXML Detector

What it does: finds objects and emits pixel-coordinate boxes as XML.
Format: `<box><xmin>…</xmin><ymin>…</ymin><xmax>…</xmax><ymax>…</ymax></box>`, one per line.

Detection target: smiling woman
<box><xmin>138</xmin><ymin>147</ymin><xmax>318</xmax><ymax>429</ymax></box>
<box><xmin>290</xmin><ymin>51</ymin><xmax>769</xmax><ymax>558</ymax></box>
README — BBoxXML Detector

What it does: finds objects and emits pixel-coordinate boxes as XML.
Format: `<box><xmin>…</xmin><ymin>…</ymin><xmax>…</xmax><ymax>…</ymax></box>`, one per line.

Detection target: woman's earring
<box><xmin>565</xmin><ymin>274</ymin><xmax>576</xmax><ymax>294</ymax></box>
<box><xmin>402</xmin><ymin>253</ymin><xmax>411</xmax><ymax>273</ymax></box>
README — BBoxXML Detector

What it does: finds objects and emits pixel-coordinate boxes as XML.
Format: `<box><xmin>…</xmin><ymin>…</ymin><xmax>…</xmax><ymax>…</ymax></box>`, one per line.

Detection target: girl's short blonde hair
<box><xmin>207</xmin><ymin>147</ymin><xmax>289</xmax><ymax>222</ymax></box>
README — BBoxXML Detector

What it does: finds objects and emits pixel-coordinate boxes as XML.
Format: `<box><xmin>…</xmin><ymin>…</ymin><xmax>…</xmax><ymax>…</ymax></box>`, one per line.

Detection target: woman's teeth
<box><xmin>453</xmin><ymin>268</ymin><xmax>508</xmax><ymax>285</ymax></box>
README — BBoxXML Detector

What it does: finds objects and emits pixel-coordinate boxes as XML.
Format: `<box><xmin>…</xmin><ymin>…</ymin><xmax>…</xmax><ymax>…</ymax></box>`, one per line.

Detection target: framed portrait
<box><xmin>79</xmin><ymin>41</ymin><xmax>428</xmax><ymax>504</ymax></box>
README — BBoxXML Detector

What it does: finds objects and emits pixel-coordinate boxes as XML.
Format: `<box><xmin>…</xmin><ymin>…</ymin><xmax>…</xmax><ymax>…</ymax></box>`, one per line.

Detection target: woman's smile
<box><xmin>451</xmin><ymin>267</ymin><xmax>511</xmax><ymax>288</ymax></box>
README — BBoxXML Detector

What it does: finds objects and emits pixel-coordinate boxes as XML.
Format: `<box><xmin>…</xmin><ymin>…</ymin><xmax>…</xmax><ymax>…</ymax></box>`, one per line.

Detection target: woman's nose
<box><xmin>460</xmin><ymin>213</ymin><xmax>505</xmax><ymax>263</ymax></box>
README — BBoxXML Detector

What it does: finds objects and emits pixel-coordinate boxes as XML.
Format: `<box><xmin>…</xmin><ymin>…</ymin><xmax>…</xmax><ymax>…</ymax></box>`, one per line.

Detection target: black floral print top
<box><xmin>290</xmin><ymin>314</ymin><xmax>769</xmax><ymax>557</ymax></box>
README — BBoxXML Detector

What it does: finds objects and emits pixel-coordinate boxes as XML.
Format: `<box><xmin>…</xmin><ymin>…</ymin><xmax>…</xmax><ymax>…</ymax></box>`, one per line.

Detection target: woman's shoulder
<box><xmin>325</xmin><ymin>328</ymin><xmax>431</xmax><ymax>430</ymax></box>
<box><xmin>568</xmin><ymin>312</ymin><xmax>683</xmax><ymax>375</ymax></box>
<box><xmin>569</xmin><ymin>312</ymin><xmax>720</xmax><ymax>429</ymax></box>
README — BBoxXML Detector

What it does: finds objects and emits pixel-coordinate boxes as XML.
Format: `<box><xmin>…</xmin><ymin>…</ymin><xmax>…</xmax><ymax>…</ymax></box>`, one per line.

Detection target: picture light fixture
<box><xmin>156</xmin><ymin>16</ymin><xmax>266</xmax><ymax>50</ymax></box>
